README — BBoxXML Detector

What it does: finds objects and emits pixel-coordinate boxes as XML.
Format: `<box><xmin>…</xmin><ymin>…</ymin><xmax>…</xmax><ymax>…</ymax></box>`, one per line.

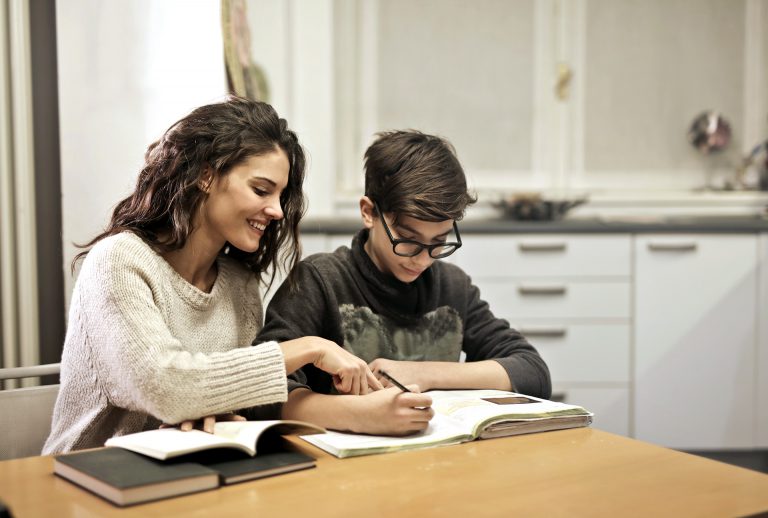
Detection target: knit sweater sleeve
<box><xmin>82</xmin><ymin>237</ymin><xmax>287</xmax><ymax>424</ymax></box>
<box><xmin>456</xmin><ymin>267</ymin><xmax>553</xmax><ymax>399</ymax></box>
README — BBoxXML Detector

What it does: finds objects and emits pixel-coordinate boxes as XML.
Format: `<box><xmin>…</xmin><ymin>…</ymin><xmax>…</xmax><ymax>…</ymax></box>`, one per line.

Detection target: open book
<box><xmin>105</xmin><ymin>420</ymin><xmax>325</xmax><ymax>460</ymax></box>
<box><xmin>301</xmin><ymin>390</ymin><xmax>592</xmax><ymax>458</ymax></box>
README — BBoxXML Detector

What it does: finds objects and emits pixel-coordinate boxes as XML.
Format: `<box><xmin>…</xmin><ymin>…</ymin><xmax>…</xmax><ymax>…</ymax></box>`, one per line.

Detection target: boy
<box><xmin>256</xmin><ymin>130</ymin><xmax>551</xmax><ymax>435</ymax></box>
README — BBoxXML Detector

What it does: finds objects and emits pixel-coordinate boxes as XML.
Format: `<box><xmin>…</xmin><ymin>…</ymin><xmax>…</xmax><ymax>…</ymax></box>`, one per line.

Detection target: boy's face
<box><xmin>360</xmin><ymin>197</ymin><xmax>455</xmax><ymax>283</ymax></box>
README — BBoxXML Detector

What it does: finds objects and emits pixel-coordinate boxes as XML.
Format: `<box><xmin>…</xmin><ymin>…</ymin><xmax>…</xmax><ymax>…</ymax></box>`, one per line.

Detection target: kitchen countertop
<box><xmin>300</xmin><ymin>215</ymin><xmax>768</xmax><ymax>234</ymax></box>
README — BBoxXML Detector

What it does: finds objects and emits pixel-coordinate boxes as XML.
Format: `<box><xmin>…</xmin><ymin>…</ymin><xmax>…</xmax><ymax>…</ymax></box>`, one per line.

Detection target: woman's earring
<box><xmin>224</xmin><ymin>244</ymin><xmax>230</xmax><ymax>255</ymax></box>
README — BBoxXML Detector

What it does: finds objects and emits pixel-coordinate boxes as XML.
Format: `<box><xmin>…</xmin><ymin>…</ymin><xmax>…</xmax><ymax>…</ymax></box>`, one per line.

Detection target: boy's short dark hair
<box><xmin>364</xmin><ymin>130</ymin><xmax>477</xmax><ymax>223</ymax></box>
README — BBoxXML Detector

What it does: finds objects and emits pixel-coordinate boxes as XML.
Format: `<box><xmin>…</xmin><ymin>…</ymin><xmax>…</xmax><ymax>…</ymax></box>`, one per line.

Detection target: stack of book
<box><xmin>53</xmin><ymin>420</ymin><xmax>323</xmax><ymax>506</ymax></box>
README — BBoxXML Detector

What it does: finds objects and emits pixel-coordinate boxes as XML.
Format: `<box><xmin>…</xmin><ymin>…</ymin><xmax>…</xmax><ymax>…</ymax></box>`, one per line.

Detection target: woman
<box><xmin>44</xmin><ymin>97</ymin><xmax>380</xmax><ymax>454</ymax></box>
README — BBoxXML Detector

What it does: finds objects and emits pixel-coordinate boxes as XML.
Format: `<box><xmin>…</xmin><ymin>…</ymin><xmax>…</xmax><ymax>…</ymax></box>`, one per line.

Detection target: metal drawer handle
<box><xmin>518</xmin><ymin>243</ymin><xmax>567</xmax><ymax>252</ymax></box>
<box><xmin>518</xmin><ymin>285</ymin><xmax>567</xmax><ymax>296</ymax></box>
<box><xmin>647</xmin><ymin>242</ymin><xmax>697</xmax><ymax>252</ymax></box>
<box><xmin>519</xmin><ymin>327</ymin><xmax>567</xmax><ymax>338</ymax></box>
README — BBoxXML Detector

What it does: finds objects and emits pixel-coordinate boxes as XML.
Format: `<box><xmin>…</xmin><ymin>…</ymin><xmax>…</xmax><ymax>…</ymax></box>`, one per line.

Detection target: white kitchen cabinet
<box><xmin>553</xmin><ymin>387</ymin><xmax>630</xmax><ymax>438</ymax></box>
<box><xmin>573</xmin><ymin>0</ymin><xmax>753</xmax><ymax>191</ymax></box>
<box><xmin>301</xmin><ymin>235</ymin><xmax>332</xmax><ymax>258</ymax></box>
<box><xmin>758</xmin><ymin>234</ymin><xmax>768</xmax><ymax>448</ymax></box>
<box><xmin>634</xmin><ymin>234</ymin><xmax>758</xmax><ymax>449</ymax></box>
<box><xmin>454</xmin><ymin>234</ymin><xmax>633</xmax><ymax>437</ymax></box>
<box><xmin>452</xmin><ymin>235</ymin><xmax>631</xmax><ymax>277</ymax></box>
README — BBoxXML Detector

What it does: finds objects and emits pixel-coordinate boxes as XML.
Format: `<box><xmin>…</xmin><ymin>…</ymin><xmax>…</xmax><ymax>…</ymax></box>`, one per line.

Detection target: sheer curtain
<box><xmin>0</xmin><ymin>0</ymin><xmax>39</xmax><ymax>388</ymax></box>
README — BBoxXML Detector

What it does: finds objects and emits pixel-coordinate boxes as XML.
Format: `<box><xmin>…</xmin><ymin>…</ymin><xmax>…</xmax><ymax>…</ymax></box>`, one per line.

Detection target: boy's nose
<box><xmin>413</xmin><ymin>248</ymin><xmax>434</xmax><ymax>267</ymax></box>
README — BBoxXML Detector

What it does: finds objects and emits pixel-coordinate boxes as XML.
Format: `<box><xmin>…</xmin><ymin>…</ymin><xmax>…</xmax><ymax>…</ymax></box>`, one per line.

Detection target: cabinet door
<box><xmin>634</xmin><ymin>234</ymin><xmax>757</xmax><ymax>448</ymax></box>
<box><xmin>516</xmin><ymin>323</ymin><xmax>630</xmax><ymax>384</ymax></box>
<box><xmin>572</xmin><ymin>0</ymin><xmax>751</xmax><ymax>191</ymax></box>
<box><xmin>334</xmin><ymin>0</ymin><xmax>553</xmax><ymax>195</ymax></box>
<box><xmin>552</xmin><ymin>386</ymin><xmax>630</xmax><ymax>437</ymax></box>
<box><xmin>759</xmin><ymin>234</ymin><xmax>768</xmax><ymax>448</ymax></box>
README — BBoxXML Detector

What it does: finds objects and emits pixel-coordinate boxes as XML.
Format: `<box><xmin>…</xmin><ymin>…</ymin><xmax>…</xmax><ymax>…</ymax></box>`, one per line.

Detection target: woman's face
<box><xmin>200</xmin><ymin>148</ymin><xmax>289</xmax><ymax>253</ymax></box>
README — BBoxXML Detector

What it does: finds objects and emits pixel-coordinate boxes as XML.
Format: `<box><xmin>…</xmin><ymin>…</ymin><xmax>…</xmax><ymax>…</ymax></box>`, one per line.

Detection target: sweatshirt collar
<box><xmin>350</xmin><ymin>229</ymin><xmax>437</xmax><ymax>319</ymax></box>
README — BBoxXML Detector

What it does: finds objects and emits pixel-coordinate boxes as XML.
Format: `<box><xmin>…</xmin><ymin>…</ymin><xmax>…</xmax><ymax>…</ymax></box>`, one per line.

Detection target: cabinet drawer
<box><xmin>454</xmin><ymin>234</ymin><xmax>631</xmax><ymax>277</ymax></box>
<box><xmin>479</xmin><ymin>280</ymin><xmax>631</xmax><ymax>319</ymax></box>
<box><xmin>551</xmin><ymin>386</ymin><xmax>630</xmax><ymax>437</ymax></box>
<box><xmin>515</xmin><ymin>323</ymin><xmax>630</xmax><ymax>383</ymax></box>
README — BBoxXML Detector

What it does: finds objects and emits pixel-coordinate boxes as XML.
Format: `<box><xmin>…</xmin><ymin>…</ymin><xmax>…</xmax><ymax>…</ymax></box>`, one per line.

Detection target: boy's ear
<box><xmin>360</xmin><ymin>196</ymin><xmax>376</xmax><ymax>229</ymax></box>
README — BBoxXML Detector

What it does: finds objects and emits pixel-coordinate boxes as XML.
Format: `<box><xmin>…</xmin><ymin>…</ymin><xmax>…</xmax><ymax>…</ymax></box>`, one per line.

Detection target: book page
<box><xmin>301</xmin><ymin>414</ymin><xmax>472</xmax><ymax>458</ymax></box>
<box><xmin>210</xmin><ymin>420</ymin><xmax>323</xmax><ymax>455</ymax></box>
<box><xmin>105</xmin><ymin>420</ymin><xmax>325</xmax><ymax>460</ymax></box>
<box><xmin>106</xmin><ymin>429</ymin><xmax>245</xmax><ymax>460</ymax></box>
<box><xmin>428</xmin><ymin>390</ymin><xmax>592</xmax><ymax>437</ymax></box>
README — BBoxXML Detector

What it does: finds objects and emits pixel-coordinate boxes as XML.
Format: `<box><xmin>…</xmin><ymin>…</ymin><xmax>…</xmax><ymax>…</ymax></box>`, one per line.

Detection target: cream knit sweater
<box><xmin>43</xmin><ymin>232</ymin><xmax>287</xmax><ymax>454</ymax></box>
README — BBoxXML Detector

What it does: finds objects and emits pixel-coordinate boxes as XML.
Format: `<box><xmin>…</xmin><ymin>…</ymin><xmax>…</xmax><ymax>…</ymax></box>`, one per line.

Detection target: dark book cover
<box><xmin>54</xmin><ymin>448</ymin><xmax>219</xmax><ymax>506</ymax></box>
<box><xmin>182</xmin><ymin>449</ymin><xmax>316</xmax><ymax>484</ymax></box>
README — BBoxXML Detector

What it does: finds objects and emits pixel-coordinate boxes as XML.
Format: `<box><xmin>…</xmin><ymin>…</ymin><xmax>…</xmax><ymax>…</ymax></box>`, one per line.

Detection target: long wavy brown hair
<box><xmin>75</xmin><ymin>96</ymin><xmax>306</xmax><ymax>289</ymax></box>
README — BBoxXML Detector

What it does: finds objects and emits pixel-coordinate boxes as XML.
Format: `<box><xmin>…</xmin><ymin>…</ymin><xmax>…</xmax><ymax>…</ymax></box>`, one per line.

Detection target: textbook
<box><xmin>105</xmin><ymin>419</ymin><xmax>325</xmax><ymax>460</ymax></box>
<box><xmin>53</xmin><ymin>447</ymin><xmax>219</xmax><ymax>506</ymax></box>
<box><xmin>301</xmin><ymin>389</ymin><xmax>593</xmax><ymax>458</ymax></box>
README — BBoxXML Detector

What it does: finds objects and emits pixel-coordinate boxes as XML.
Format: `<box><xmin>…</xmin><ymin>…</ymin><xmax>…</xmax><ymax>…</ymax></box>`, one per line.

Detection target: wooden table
<box><xmin>1</xmin><ymin>429</ymin><xmax>767</xmax><ymax>517</ymax></box>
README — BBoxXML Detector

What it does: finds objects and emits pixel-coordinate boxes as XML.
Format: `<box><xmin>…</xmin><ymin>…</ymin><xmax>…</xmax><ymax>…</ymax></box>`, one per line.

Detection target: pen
<box><xmin>379</xmin><ymin>370</ymin><xmax>411</xmax><ymax>392</ymax></box>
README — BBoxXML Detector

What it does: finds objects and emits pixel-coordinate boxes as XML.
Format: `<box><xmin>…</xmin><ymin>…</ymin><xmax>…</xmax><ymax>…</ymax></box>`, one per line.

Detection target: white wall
<box><xmin>57</xmin><ymin>0</ymin><xmax>342</xmax><ymax>309</ymax></box>
<box><xmin>57</xmin><ymin>0</ymin><xmax>228</xmax><ymax>309</ymax></box>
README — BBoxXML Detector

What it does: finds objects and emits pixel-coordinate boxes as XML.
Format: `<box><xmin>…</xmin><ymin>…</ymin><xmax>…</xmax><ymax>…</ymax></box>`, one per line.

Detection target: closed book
<box><xmin>53</xmin><ymin>448</ymin><xmax>219</xmax><ymax>506</ymax></box>
<box><xmin>186</xmin><ymin>448</ymin><xmax>317</xmax><ymax>484</ymax></box>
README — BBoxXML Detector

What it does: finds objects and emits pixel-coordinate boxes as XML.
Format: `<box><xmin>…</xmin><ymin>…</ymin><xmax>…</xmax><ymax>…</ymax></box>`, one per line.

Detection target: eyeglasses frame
<box><xmin>373</xmin><ymin>201</ymin><xmax>463</xmax><ymax>259</ymax></box>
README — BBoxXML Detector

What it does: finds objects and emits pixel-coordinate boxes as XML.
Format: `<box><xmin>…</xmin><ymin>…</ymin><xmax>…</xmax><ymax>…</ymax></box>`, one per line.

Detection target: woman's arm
<box><xmin>279</xmin><ymin>337</ymin><xmax>381</xmax><ymax>394</ymax></box>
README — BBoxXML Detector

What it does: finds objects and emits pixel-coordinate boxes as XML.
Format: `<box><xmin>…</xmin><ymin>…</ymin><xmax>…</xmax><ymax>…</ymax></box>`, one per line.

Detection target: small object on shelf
<box><xmin>492</xmin><ymin>193</ymin><xmax>587</xmax><ymax>221</ymax></box>
<box><xmin>688</xmin><ymin>111</ymin><xmax>731</xmax><ymax>154</ymax></box>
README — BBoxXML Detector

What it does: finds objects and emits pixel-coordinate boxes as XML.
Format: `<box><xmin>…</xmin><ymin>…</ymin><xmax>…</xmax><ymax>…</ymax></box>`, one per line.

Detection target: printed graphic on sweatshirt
<box><xmin>338</xmin><ymin>304</ymin><xmax>463</xmax><ymax>363</ymax></box>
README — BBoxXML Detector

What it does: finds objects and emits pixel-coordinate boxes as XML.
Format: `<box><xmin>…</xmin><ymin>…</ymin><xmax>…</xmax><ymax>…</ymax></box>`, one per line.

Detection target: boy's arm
<box><xmin>370</xmin><ymin>272</ymin><xmax>551</xmax><ymax>397</ymax></box>
<box><xmin>282</xmin><ymin>387</ymin><xmax>434</xmax><ymax>436</ymax></box>
<box><xmin>368</xmin><ymin>358</ymin><xmax>512</xmax><ymax>392</ymax></box>
<box><xmin>460</xmin><ymin>277</ymin><xmax>552</xmax><ymax>398</ymax></box>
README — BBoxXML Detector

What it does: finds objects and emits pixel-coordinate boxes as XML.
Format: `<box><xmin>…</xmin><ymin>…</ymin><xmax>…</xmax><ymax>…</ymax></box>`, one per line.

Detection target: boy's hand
<box><xmin>349</xmin><ymin>386</ymin><xmax>434</xmax><ymax>435</ymax></box>
<box><xmin>369</xmin><ymin>358</ymin><xmax>431</xmax><ymax>391</ymax></box>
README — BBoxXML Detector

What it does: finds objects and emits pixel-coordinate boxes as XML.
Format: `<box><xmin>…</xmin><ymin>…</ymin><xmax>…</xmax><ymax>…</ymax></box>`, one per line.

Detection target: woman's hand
<box><xmin>313</xmin><ymin>340</ymin><xmax>383</xmax><ymax>395</ymax></box>
<box><xmin>279</xmin><ymin>337</ymin><xmax>383</xmax><ymax>395</ymax></box>
<box><xmin>160</xmin><ymin>413</ymin><xmax>246</xmax><ymax>434</ymax></box>
<box><xmin>369</xmin><ymin>358</ymin><xmax>430</xmax><ymax>391</ymax></box>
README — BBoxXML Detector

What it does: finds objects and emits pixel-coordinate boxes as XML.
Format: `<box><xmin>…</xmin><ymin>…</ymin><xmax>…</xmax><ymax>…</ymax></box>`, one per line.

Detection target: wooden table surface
<box><xmin>1</xmin><ymin>428</ymin><xmax>767</xmax><ymax>517</ymax></box>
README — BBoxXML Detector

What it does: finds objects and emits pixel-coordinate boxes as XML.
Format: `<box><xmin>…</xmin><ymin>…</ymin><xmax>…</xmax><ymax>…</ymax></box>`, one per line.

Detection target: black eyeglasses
<box><xmin>373</xmin><ymin>201</ymin><xmax>462</xmax><ymax>259</ymax></box>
